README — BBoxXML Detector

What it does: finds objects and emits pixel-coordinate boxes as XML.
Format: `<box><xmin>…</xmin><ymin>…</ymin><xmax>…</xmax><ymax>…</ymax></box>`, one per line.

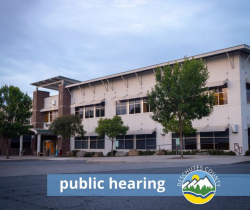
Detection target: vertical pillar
<box><xmin>37</xmin><ymin>134</ymin><xmax>41</xmax><ymax>156</ymax></box>
<box><xmin>197</xmin><ymin>133</ymin><xmax>201</xmax><ymax>150</ymax></box>
<box><xmin>19</xmin><ymin>135</ymin><xmax>23</xmax><ymax>156</ymax></box>
<box><xmin>58</xmin><ymin>84</ymin><xmax>71</xmax><ymax>117</ymax></box>
<box><xmin>32</xmin><ymin>90</ymin><xmax>50</xmax><ymax>128</ymax></box>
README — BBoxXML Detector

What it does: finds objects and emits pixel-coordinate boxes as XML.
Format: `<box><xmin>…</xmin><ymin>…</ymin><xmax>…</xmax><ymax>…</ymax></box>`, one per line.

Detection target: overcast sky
<box><xmin>0</xmin><ymin>0</ymin><xmax>250</xmax><ymax>97</ymax></box>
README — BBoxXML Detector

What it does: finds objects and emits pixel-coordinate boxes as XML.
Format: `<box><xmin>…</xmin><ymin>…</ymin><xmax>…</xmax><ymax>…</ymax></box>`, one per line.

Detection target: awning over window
<box><xmin>126</xmin><ymin>128</ymin><xmax>156</xmax><ymax>135</ymax></box>
<box><xmin>112</xmin><ymin>93</ymin><xmax>147</xmax><ymax>101</ymax></box>
<box><xmin>30</xmin><ymin>128</ymin><xmax>52</xmax><ymax>134</ymax></box>
<box><xmin>195</xmin><ymin>124</ymin><xmax>229</xmax><ymax>132</ymax></box>
<box><xmin>206</xmin><ymin>79</ymin><xmax>228</xmax><ymax>88</ymax></box>
<box><xmin>71</xmin><ymin>98</ymin><xmax>105</xmax><ymax>108</ymax></box>
<box><xmin>40</xmin><ymin>107</ymin><xmax>58</xmax><ymax>112</ymax></box>
<box><xmin>85</xmin><ymin>131</ymin><xmax>98</xmax><ymax>136</ymax></box>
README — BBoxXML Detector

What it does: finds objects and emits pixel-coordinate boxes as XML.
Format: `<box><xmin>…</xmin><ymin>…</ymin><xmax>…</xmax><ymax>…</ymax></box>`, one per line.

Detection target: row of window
<box><xmin>116</xmin><ymin>98</ymin><xmax>151</xmax><ymax>115</ymax></box>
<box><xmin>75</xmin><ymin>132</ymin><xmax>157</xmax><ymax>150</ymax></box>
<box><xmin>75</xmin><ymin>136</ymin><xmax>105</xmax><ymax>149</ymax></box>
<box><xmin>74</xmin><ymin>98</ymin><xmax>150</xmax><ymax>119</ymax></box>
<box><xmin>75</xmin><ymin>102</ymin><xmax>105</xmax><ymax>119</ymax></box>
<box><xmin>11</xmin><ymin>135</ymin><xmax>32</xmax><ymax>149</ymax></box>
<box><xmin>74</xmin><ymin>84</ymin><xmax>229</xmax><ymax>120</ymax></box>
<box><xmin>172</xmin><ymin>129</ymin><xmax>230</xmax><ymax>150</ymax></box>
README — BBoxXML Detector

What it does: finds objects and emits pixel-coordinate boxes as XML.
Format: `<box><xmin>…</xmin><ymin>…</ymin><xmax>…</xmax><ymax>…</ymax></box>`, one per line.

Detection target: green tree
<box><xmin>147</xmin><ymin>58</ymin><xmax>215</xmax><ymax>158</ymax></box>
<box><xmin>48</xmin><ymin>115</ymin><xmax>86</xmax><ymax>150</ymax></box>
<box><xmin>0</xmin><ymin>85</ymin><xmax>32</xmax><ymax>159</ymax></box>
<box><xmin>95</xmin><ymin>115</ymin><xmax>129</xmax><ymax>156</ymax></box>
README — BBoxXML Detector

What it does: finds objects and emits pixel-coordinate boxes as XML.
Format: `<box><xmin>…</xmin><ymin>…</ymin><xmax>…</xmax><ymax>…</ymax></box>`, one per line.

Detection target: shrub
<box><xmin>164</xmin><ymin>150</ymin><xmax>177</xmax><ymax>155</ymax></box>
<box><xmin>225</xmin><ymin>151</ymin><xmax>236</xmax><ymax>156</ymax></box>
<box><xmin>106</xmin><ymin>150</ymin><xmax>117</xmax><ymax>157</ymax></box>
<box><xmin>84</xmin><ymin>152</ymin><xmax>95</xmax><ymax>157</ymax></box>
<box><xmin>138</xmin><ymin>151</ymin><xmax>155</xmax><ymax>156</ymax></box>
<box><xmin>200</xmin><ymin>150</ymin><xmax>236</xmax><ymax>156</ymax></box>
<box><xmin>72</xmin><ymin>150</ymin><xmax>80</xmax><ymax>157</ymax></box>
<box><xmin>245</xmin><ymin>150</ymin><xmax>250</xmax><ymax>156</ymax></box>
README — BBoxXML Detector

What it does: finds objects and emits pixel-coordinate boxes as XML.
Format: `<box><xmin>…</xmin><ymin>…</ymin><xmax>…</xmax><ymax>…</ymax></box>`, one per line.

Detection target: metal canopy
<box><xmin>71</xmin><ymin>98</ymin><xmax>105</xmax><ymax>108</ymax></box>
<box><xmin>40</xmin><ymin>107</ymin><xmax>58</xmax><ymax>112</ymax></box>
<box><xmin>112</xmin><ymin>93</ymin><xmax>147</xmax><ymax>101</ymax></box>
<box><xmin>30</xmin><ymin>76</ymin><xmax>81</xmax><ymax>91</ymax></box>
<box><xmin>127</xmin><ymin>128</ymin><xmax>156</xmax><ymax>135</ymax></box>
<box><xmin>30</xmin><ymin>128</ymin><xmax>52</xmax><ymax>134</ymax></box>
<box><xmin>195</xmin><ymin>125</ymin><xmax>229</xmax><ymax>132</ymax></box>
<box><xmin>206</xmin><ymin>79</ymin><xmax>228</xmax><ymax>88</ymax></box>
<box><xmin>85</xmin><ymin>131</ymin><xmax>98</xmax><ymax>136</ymax></box>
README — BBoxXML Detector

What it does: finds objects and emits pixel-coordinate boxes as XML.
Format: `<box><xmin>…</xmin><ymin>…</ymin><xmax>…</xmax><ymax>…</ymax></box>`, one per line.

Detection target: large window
<box><xmin>172</xmin><ymin>133</ymin><xmax>197</xmax><ymax>150</ymax></box>
<box><xmin>90</xmin><ymin>136</ymin><xmax>105</xmax><ymax>149</ymax></box>
<box><xmin>136</xmin><ymin>132</ymin><xmax>156</xmax><ymax>149</ymax></box>
<box><xmin>200</xmin><ymin>129</ymin><xmax>229</xmax><ymax>150</ymax></box>
<box><xmin>44</xmin><ymin>111</ymin><xmax>58</xmax><ymax>122</ymax></box>
<box><xmin>95</xmin><ymin>102</ymin><xmax>105</xmax><ymax>117</ymax></box>
<box><xmin>85</xmin><ymin>106</ymin><xmax>94</xmax><ymax>118</ymax></box>
<box><xmin>23</xmin><ymin>135</ymin><xmax>31</xmax><ymax>148</ymax></box>
<box><xmin>116</xmin><ymin>101</ymin><xmax>127</xmax><ymax>115</ymax></box>
<box><xmin>209</xmin><ymin>84</ymin><xmax>228</xmax><ymax>105</ymax></box>
<box><xmin>75</xmin><ymin>136</ymin><xmax>88</xmax><ymax>149</ymax></box>
<box><xmin>11</xmin><ymin>137</ymin><xmax>20</xmax><ymax>149</ymax></box>
<box><xmin>129</xmin><ymin>99</ymin><xmax>141</xmax><ymax>114</ymax></box>
<box><xmin>116</xmin><ymin>135</ymin><xmax>134</xmax><ymax>149</ymax></box>
<box><xmin>44</xmin><ymin>112</ymin><xmax>49</xmax><ymax>122</ymax></box>
<box><xmin>246</xmin><ymin>83</ymin><xmax>250</xmax><ymax>104</ymax></box>
<box><xmin>143</xmin><ymin>98</ymin><xmax>151</xmax><ymax>113</ymax></box>
<box><xmin>75</xmin><ymin>107</ymin><xmax>84</xmax><ymax>119</ymax></box>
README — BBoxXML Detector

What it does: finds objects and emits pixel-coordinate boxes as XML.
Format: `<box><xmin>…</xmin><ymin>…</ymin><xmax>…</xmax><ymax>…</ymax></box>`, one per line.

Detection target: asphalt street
<box><xmin>0</xmin><ymin>160</ymin><xmax>250</xmax><ymax>210</ymax></box>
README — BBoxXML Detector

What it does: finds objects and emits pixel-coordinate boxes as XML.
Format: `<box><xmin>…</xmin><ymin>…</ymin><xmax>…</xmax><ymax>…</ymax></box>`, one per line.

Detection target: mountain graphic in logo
<box><xmin>182</xmin><ymin>171</ymin><xmax>216</xmax><ymax>204</ymax></box>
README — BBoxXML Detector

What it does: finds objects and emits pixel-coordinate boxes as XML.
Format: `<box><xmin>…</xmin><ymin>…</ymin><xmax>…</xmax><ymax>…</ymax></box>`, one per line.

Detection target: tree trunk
<box><xmin>111</xmin><ymin>140</ymin><xmax>114</xmax><ymax>156</ymax></box>
<box><xmin>178</xmin><ymin>115</ymin><xmax>184</xmax><ymax>159</ymax></box>
<box><xmin>179</xmin><ymin>129</ymin><xmax>184</xmax><ymax>159</ymax></box>
<box><xmin>5</xmin><ymin>139</ymin><xmax>9</xmax><ymax>159</ymax></box>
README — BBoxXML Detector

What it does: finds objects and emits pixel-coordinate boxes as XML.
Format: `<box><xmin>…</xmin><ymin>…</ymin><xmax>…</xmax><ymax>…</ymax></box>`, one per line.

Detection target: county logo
<box><xmin>182</xmin><ymin>170</ymin><xmax>216</xmax><ymax>204</ymax></box>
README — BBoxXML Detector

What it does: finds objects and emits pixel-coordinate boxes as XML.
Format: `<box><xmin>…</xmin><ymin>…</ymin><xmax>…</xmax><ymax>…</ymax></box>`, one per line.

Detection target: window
<box><xmin>75</xmin><ymin>136</ymin><xmax>88</xmax><ymax>149</ymax></box>
<box><xmin>129</xmin><ymin>99</ymin><xmax>141</xmax><ymax>114</ymax></box>
<box><xmin>200</xmin><ymin>129</ymin><xmax>229</xmax><ymax>150</ymax></box>
<box><xmin>50</xmin><ymin>111</ymin><xmax>58</xmax><ymax>122</ymax></box>
<box><xmin>11</xmin><ymin>137</ymin><xmax>20</xmax><ymax>149</ymax></box>
<box><xmin>116</xmin><ymin>101</ymin><xmax>127</xmax><ymax>115</ymax></box>
<box><xmin>136</xmin><ymin>132</ymin><xmax>156</xmax><ymax>149</ymax></box>
<box><xmin>44</xmin><ymin>111</ymin><xmax>58</xmax><ymax>122</ymax></box>
<box><xmin>44</xmin><ymin>112</ymin><xmax>49</xmax><ymax>122</ymax></box>
<box><xmin>96</xmin><ymin>102</ymin><xmax>105</xmax><ymax>117</ymax></box>
<box><xmin>90</xmin><ymin>136</ymin><xmax>105</xmax><ymax>149</ymax></box>
<box><xmin>85</xmin><ymin>106</ymin><xmax>94</xmax><ymax>118</ymax></box>
<box><xmin>209</xmin><ymin>84</ymin><xmax>228</xmax><ymax>105</ymax></box>
<box><xmin>143</xmin><ymin>98</ymin><xmax>150</xmax><ymax>113</ymax></box>
<box><xmin>23</xmin><ymin>135</ymin><xmax>31</xmax><ymax>148</ymax></box>
<box><xmin>172</xmin><ymin>133</ymin><xmax>197</xmax><ymax>150</ymax></box>
<box><xmin>246</xmin><ymin>83</ymin><xmax>250</xmax><ymax>104</ymax></box>
<box><xmin>75</xmin><ymin>107</ymin><xmax>84</xmax><ymax>119</ymax></box>
<box><xmin>116</xmin><ymin>135</ymin><xmax>134</xmax><ymax>149</ymax></box>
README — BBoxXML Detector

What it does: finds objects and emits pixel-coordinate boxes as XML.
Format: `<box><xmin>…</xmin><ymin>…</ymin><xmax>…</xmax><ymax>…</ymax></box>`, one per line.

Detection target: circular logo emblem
<box><xmin>182</xmin><ymin>170</ymin><xmax>216</xmax><ymax>204</ymax></box>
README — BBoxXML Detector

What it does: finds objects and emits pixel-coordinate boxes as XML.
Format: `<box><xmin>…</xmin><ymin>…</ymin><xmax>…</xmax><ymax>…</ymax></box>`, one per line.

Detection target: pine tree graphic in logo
<box><xmin>182</xmin><ymin>170</ymin><xmax>216</xmax><ymax>204</ymax></box>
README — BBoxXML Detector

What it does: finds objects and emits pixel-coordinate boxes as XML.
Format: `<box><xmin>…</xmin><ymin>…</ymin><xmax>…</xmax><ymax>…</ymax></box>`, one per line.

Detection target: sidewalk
<box><xmin>1</xmin><ymin>155</ymin><xmax>250</xmax><ymax>165</ymax></box>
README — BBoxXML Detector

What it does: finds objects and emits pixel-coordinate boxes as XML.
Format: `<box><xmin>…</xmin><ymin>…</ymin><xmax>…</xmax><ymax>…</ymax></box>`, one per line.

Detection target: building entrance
<box><xmin>43</xmin><ymin>140</ymin><xmax>56</xmax><ymax>155</ymax></box>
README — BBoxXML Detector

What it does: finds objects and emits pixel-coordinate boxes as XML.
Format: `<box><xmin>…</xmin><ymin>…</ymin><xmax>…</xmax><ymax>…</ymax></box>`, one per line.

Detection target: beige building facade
<box><xmin>3</xmin><ymin>44</ymin><xmax>249</xmax><ymax>157</ymax></box>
